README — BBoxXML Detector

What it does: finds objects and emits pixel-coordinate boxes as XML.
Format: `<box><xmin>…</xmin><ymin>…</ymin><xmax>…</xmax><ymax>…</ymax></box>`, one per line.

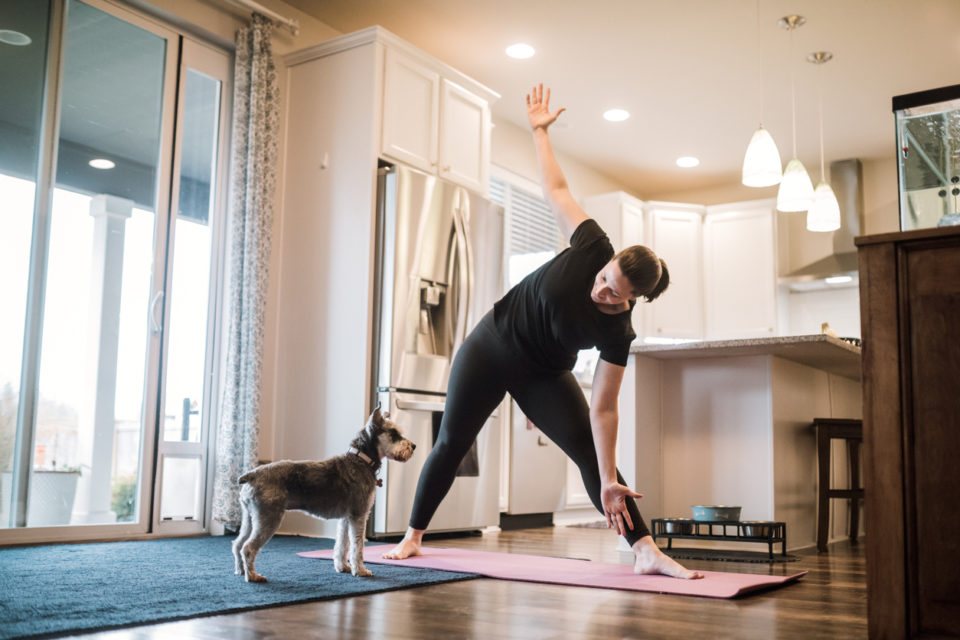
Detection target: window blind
<box><xmin>489</xmin><ymin>175</ymin><xmax>563</xmax><ymax>287</ymax></box>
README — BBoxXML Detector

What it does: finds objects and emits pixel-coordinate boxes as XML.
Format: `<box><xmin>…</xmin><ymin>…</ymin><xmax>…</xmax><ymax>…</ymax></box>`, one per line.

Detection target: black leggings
<box><xmin>410</xmin><ymin>311</ymin><xmax>651</xmax><ymax>545</ymax></box>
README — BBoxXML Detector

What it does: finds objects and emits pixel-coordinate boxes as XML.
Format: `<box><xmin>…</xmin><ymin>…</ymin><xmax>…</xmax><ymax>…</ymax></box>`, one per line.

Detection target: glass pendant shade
<box><xmin>806</xmin><ymin>181</ymin><xmax>841</xmax><ymax>231</ymax></box>
<box><xmin>776</xmin><ymin>158</ymin><xmax>815</xmax><ymax>212</ymax></box>
<box><xmin>742</xmin><ymin>126</ymin><xmax>783</xmax><ymax>187</ymax></box>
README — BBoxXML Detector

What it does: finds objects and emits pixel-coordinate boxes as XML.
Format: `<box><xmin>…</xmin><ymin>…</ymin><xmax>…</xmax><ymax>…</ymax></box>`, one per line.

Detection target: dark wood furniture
<box><xmin>857</xmin><ymin>225</ymin><xmax>960</xmax><ymax>638</ymax></box>
<box><xmin>813</xmin><ymin>418</ymin><xmax>864</xmax><ymax>553</ymax></box>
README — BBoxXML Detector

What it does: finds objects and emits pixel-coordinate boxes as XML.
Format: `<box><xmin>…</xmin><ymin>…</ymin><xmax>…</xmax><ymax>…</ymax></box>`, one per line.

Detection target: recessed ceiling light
<box><xmin>676</xmin><ymin>156</ymin><xmax>700</xmax><ymax>168</ymax></box>
<box><xmin>602</xmin><ymin>109</ymin><xmax>630</xmax><ymax>122</ymax></box>
<box><xmin>89</xmin><ymin>158</ymin><xmax>116</xmax><ymax>170</ymax></box>
<box><xmin>0</xmin><ymin>30</ymin><xmax>32</xmax><ymax>46</ymax></box>
<box><xmin>505</xmin><ymin>43</ymin><xmax>535</xmax><ymax>59</ymax></box>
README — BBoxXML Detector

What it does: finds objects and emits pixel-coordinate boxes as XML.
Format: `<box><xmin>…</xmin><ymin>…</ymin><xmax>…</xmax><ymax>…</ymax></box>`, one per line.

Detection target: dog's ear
<box><xmin>371</xmin><ymin>403</ymin><xmax>384</xmax><ymax>427</ymax></box>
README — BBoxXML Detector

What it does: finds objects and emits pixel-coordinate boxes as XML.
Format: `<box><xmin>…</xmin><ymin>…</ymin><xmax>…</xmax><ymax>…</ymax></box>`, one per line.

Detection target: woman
<box><xmin>384</xmin><ymin>84</ymin><xmax>702</xmax><ymax>580</ymax></box>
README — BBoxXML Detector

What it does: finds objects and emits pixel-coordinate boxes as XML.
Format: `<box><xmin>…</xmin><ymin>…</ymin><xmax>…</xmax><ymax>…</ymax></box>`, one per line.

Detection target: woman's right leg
<box><xmin>383</xmin><ymin>317</ymin><xmax>508</xmax><ymax>559</ymax></box>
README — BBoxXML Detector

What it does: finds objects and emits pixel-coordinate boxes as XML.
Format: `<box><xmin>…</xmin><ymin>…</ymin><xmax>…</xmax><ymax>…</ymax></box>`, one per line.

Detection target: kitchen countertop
<box><xmin>630</xmin><ymin>334</ymin><xmax>862</xmax><ymax>380</ymax></box>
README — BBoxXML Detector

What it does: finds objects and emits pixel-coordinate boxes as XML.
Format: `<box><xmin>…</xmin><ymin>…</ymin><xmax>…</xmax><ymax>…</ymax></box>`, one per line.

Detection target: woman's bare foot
<box><xmin>632</xmin><ymin>536</ymin><xmax>704</xmax><ymax>579</ymax></box>
<box><xmin>381</xmin><ymin>527</ymin><xmax>425</xmax><ymax>559</ymax></box>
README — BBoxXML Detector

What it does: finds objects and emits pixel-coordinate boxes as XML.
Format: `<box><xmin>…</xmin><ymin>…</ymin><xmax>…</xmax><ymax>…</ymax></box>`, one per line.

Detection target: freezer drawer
<box><xmin>371</xmin><ymin>390</ymin><xmax>501</xmax><ymax>536</ymax></box>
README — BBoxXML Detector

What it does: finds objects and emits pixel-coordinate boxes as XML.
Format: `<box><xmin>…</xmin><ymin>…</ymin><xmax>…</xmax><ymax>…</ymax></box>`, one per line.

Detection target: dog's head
<box><xmin>362</xmin><ymin>406</ymin><xmax>416</xmax><ymax>463</ymax></box>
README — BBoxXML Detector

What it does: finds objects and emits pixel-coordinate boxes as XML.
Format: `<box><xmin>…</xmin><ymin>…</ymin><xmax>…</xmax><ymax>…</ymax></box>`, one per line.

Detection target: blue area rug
<box><xmin>0</xmin><ymin>535</ymin><xmax>477</xmax><ymax>640</ymax></box>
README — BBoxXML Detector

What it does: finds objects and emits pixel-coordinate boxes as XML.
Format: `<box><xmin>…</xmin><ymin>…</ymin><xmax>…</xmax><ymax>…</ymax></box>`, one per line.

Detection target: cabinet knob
<box><xmin>442</xmin><ymin>165</ymin><xmax>451</xmax><ymax>172</ymax></box>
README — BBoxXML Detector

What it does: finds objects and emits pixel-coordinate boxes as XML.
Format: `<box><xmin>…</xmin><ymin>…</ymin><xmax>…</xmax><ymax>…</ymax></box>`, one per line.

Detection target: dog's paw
<box><xmin>352</xmin><ymin>565</ymin><xmax>373</xmax><ymax>578</ymax></box>
<box><xmin>245</xmin><ymin>572</ymin><xmax>268</xmax><ymax>583</ymax></box>
<box><xmin>333</xmin><ymin>560</ymin><xmax>352</xmax><ymax>574</ymax></box>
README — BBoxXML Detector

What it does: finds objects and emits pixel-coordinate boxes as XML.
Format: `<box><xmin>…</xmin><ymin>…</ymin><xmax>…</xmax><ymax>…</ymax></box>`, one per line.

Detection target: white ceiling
<box><xmin>286</xmin><ymin>0</ymin><xmax>960</xmax><ymax>197</ymax></box>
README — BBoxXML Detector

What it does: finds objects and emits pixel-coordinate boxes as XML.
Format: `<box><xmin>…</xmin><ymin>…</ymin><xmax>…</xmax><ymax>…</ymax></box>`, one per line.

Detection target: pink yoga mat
<box><xmin>299</xmin><ymin>546</ymin><xmax>806</xmax><ymax>599</ymax></box>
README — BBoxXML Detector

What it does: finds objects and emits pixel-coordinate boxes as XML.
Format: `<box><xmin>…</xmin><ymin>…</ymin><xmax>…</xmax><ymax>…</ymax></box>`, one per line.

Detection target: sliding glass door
<box><xmin>0</xmin><ymin>0</ymin><xmax>231</xmax><ymax>542</ymax></box>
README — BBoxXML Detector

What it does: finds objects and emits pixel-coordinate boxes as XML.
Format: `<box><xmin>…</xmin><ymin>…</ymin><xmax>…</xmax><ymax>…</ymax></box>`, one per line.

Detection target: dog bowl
<box><xmin>691</xmin><ymin>505</ymin><xmax>742</xmax><ymax>522</ymax></box>
<box><xmin>661</xmin><ymin>518</ymin><xmax>694</xmax><ymax>534</ymax></box>
<box><xmin>741</xmin><ymin>521</ymin><xmax>776</xmax><ymax>537</ymax></box>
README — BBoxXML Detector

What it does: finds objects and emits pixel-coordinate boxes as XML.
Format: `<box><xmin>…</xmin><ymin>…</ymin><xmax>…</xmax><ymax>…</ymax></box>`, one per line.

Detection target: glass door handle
<box><xmin>150</xmin><ymin>290</ymin><xmax>164</xmax><ymax>334</ymax></box>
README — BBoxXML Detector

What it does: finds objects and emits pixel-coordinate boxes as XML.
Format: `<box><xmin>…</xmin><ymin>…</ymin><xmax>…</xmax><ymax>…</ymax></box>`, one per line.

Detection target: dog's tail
<box><xmin>238</xmin><ymin>470</ymin><xmax>256</xmax><ymax>484</ymax></box>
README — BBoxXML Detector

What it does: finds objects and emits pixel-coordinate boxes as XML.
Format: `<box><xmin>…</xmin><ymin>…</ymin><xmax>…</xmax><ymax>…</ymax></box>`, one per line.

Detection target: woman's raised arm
<box><xmin>526</xmin><ymin>83</ymin><xmax>590</xmax><ymax>241</ymax></box>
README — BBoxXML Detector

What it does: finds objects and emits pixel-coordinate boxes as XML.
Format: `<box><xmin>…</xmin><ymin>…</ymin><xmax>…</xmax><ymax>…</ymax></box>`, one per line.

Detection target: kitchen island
<box><xmin>617</xmin><ymin>335</ymin><xmax>862</xmax><ymax>552</ymax></box>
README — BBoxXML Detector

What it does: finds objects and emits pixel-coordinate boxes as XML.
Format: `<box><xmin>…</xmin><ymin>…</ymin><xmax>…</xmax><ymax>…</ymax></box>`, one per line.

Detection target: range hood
<box><xmin>783</xmin><ymin>158</ymin><xmax>863</xmax><ymax>280</ymax></box>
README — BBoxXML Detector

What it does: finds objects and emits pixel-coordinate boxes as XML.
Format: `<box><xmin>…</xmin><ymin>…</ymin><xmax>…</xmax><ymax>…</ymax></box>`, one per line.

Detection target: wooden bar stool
<box><xmin>813</xmin><ymin>418</ymin><xmax>864</xmax><ymax>552</ymax></box>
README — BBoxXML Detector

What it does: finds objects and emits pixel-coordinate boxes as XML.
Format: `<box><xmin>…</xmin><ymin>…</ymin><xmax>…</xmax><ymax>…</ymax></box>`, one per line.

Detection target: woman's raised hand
<box><xmin>526</xmin><ymin>83</ymin><xmax>566</xmax><ymax>131</ymax></box>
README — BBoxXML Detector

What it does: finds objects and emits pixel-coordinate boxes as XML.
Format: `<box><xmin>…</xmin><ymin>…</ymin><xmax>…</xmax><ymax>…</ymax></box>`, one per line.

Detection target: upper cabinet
<box><xmin>381</xmin><ymin>41</ymin><xmax>493</xmax><ymax>193</ymax></box>
<box><xmin>646</xmin><ymin>203</ymin><xmax>705</xmax><ymax>340</ymax></box>
<box><xmin>287</xmin><ymin>27</ymin><xmax>498</xmax><ymax>194</ymax></box>
<box><xmin>381</xmin><ymin>49</ymin><xmax>439</xmax><ymax>174</ymax></box>
<box><xmin>702</xmin><ymin>201</ymin><xmax>778</xmax><ymax>339</ymax></box>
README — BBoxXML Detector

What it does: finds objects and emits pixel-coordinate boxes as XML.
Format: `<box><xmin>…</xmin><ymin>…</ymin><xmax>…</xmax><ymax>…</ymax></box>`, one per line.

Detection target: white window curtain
<box><xmin>212</xmin><ymin>13</ymin><xmax>280</xmax><ymax>527</ymax></box>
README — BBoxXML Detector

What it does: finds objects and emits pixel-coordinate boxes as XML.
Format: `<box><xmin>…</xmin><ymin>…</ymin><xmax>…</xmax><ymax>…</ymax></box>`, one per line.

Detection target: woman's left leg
<box><xmin>510</xmin><ymin>370</ymin><xmax>702</xmax><ymax>579</ymax></box>
<box><xmin>507</xmin><ymin>370</ymin><xmax>648</xmax><ymax>545</ymax></box>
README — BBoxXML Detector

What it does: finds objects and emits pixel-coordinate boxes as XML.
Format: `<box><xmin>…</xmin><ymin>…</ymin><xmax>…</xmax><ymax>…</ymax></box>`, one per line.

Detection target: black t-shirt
<box><xmin>492</xmin><ymin>219</ymin><xmax>636</xmax><ymax>371</ymax></box>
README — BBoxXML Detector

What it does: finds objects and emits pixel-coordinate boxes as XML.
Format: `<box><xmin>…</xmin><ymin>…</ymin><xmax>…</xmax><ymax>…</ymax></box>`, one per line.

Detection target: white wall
<box><xmin>491</xmin><ymin>116</ymin><xmax>638</xmax><ymax>202</ymax></box>
<box><xmin>780</xmin><ymin>286</ymin><xmax>862</xmax><ymax>338</ymax></box>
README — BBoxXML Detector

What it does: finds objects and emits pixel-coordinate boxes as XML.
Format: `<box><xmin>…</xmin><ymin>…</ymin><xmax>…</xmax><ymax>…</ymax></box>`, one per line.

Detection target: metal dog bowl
<box><xmin>741</xmin><ymin>520</ymin><xmax>776</xmax><ymax>537</ymax></box>
<box><xmin>691</xmin><ymin>505</ymin><xmax>742</xmax><ymax>522</ymax></box>
<box><xmin>662</xmin><ymin>518</ymin><xmax>694</xmax><ymax>534</ymax></box>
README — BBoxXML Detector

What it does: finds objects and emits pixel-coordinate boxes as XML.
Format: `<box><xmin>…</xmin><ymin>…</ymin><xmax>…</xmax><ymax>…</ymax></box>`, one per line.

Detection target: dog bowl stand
<box><xmin>651</xmin><ymin>519</ymin><xmax>788</xmax><ymax>560</ymax></box>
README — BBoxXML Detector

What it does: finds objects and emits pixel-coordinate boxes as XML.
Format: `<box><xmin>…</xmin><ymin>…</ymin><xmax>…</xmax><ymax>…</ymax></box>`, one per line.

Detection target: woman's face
<box><xmin>590</xmin><ymin>259</ymin><xmax>635</xmax><ymax>306</ymax></box>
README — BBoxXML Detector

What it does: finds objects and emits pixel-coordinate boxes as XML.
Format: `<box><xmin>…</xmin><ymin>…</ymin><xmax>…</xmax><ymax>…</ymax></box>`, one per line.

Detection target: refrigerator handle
<box><xmin>395</xmin><ymin>398</ymin><xmax>446</xmax><ymax>413</ymax></box>
<box><xmin>451</xmin><ymin>195</ymin><xmax>473</xmax><ymax>352</ymax></box>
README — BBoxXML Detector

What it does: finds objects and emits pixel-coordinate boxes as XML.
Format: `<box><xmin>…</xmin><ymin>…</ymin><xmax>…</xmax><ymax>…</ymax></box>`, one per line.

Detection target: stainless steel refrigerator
<box><xmin>370</xmin><ymin>164</ymin><xmax>503</xmax><ymax>537</ymax></box>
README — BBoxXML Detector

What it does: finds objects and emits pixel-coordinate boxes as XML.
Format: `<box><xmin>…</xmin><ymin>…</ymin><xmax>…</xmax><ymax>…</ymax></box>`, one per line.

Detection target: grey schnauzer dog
<box><xmin>232</xmin><ymin>407</ymin><xmax>415</xmax><ymax>581</ymax></box>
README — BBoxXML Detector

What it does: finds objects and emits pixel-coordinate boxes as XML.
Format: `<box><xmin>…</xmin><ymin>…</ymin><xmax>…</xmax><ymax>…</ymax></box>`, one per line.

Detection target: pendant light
<box><xmin>742</xmin><ymin>0</ymin><xmax>782</xmax><ymax>187</ymax></box>
<box><xmin>776</xmin><ymin>15</ymin><xmax>815</xmax><ymax>212</ymax></box>
<box><xmin>805</xmin><ymin>51</ymin><xmax>841</xmax><ymax>231</ymax></box>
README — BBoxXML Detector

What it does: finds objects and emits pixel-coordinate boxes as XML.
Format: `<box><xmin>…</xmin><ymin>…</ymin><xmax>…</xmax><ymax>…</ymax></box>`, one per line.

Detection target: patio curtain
<box><xmin>212</xmin><ymin>13</ymin><xmax>280</xmax><ymax>527</ymax></box>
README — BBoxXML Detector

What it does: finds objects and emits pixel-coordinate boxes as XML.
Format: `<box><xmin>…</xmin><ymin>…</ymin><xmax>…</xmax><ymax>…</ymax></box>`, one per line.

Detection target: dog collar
<box><xmin>348</xmin><ymin>447</ymin><xmax>383</xmax><ymax>486</ymax></box>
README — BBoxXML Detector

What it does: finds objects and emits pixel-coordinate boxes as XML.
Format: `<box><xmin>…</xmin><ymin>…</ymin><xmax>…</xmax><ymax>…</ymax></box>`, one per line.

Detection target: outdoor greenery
<box><xmin>0</xmin><ymin>383</ymin><xmax>16</xmax><ymax>473</ymax></box>
<box><xmin>111</xmin><ymin>474</ymin><xmax>137</xmax><ymax>522</ymax></box>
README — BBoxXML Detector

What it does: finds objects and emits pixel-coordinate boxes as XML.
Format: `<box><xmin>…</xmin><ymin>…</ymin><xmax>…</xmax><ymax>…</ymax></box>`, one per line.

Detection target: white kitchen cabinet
<box><xmin>437</xmin><ymin>79</ymin><xmax>490</xmax><ymax>192</ymax></box>
<box><xmin>381</xmin><ymin>48</ymin><xmax>439</xmax><ymax>175</ymax></box>
<box><xmin>645</xmin><ymin>203</ymin><xmax>705</xmax><ymax>340</ymax></box>
<box><xmin>583</xmin><ymin>191</ymin><xmax>645</xmax><ymax>250</ymax></box>
<box><xmin>381</xmin><ymin>46</ymin><xmax>492</xmax><ymax>193</ymax></box>
<box><xmin>703</xmin><ymin>200</ymin><xmax>778</xmax><ymax>339</ymax></box>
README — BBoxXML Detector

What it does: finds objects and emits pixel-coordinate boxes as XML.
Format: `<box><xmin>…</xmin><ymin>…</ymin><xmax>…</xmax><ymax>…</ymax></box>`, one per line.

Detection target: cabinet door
<box><xmin>648</xmin><ymin>209</ymin><xmax>703</xmax><ymax>339</ymax></box>
<box><xmin>439</xmin><ymin>79</ymin><xmax>489</xmax><ymax>193</ymax></box>
<box><xmin>703</xmin><ymin>206</ymin><xmax>776</xmax><ymax>339</ymax></box>
<box><xmin>621</xmin><ymin>201</ymin><xmax>644</xmax><ymax>247</ymax></box>
<box><xmin>382</xmin><ymin>48</ymin><xmax>439</xmax><ymax>173</ymax></box>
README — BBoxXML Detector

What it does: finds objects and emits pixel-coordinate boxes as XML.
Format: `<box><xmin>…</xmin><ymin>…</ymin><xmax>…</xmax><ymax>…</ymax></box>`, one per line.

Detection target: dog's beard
<box><xmin>387</xmin><ymin>446</ymin><xmax>414</xmax><ymax>462</ymax></box>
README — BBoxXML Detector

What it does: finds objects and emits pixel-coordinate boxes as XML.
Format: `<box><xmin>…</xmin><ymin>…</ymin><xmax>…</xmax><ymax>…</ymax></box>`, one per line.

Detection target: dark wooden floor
<box><xmin>64</xmin><ymin>525</ymin><xmax>867</xmax><ymax>639</ymax></box>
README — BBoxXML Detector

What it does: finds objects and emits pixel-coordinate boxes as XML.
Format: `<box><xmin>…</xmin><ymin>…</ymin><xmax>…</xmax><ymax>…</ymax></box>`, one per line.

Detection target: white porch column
<box><xmin>71</xmin><ymin>194</ymin><xmax>133</xmax><ymax>524</ymax></box>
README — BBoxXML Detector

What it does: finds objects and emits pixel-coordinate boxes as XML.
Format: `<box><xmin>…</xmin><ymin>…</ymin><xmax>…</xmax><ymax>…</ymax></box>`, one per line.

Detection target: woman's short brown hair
<box><xmin>615</xmin><ymin>245</ymin><xmax>670</xmax><ymax>302</ymax></box>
